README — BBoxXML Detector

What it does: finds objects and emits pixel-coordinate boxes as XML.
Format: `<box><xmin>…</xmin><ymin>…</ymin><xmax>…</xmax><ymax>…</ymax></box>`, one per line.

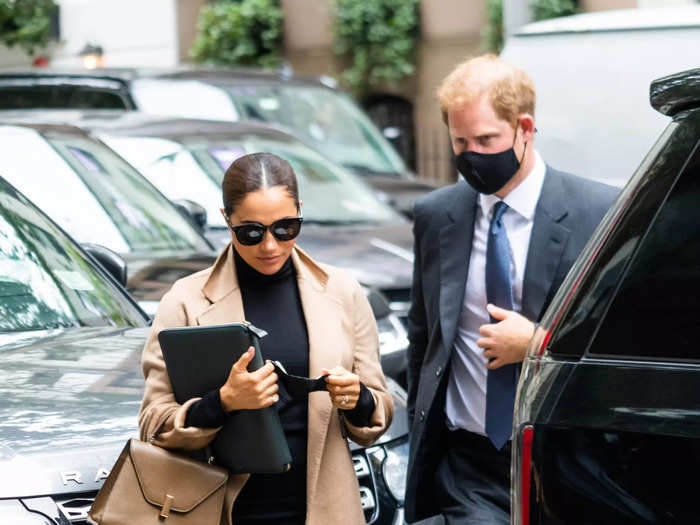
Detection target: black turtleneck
<box><xmin>185</xmin><ymin>251</ymin><xmax>375</xmax><ymax>524</ymax></box>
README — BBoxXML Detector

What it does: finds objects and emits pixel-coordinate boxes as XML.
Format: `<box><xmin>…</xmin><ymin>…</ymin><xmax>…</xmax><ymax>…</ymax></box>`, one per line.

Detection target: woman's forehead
<box><xmin>233</xmin><ymin>186</ymin><xmax>297</xmax><ymax>221</ymax></box>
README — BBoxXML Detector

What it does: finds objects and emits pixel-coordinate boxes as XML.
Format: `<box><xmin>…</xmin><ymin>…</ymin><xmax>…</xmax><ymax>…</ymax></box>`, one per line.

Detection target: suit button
<box><xmin>436</xmin><ymin>366</ymin><xmax>442</xmax><ymax>376</ymax></box>
<box><xmin>419</xmin><ymin>410</ymin><xmax>425</xmax><ymax>421</ymax></box>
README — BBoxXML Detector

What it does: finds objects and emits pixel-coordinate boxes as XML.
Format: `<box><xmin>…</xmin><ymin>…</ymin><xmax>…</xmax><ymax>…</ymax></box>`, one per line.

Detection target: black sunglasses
<box><xmin>226</xmin><ymin>217</ymin><xmax>303</xmax><ymax>246</ymax></box>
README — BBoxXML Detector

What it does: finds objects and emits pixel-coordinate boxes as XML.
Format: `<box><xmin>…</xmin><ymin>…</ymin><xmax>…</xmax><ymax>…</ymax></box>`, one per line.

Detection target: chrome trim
<box><xmin>359</xmin><ymin>486</ymin><xmax>376</xmax><ymax>510</ymax></box>
<box><xmin>353</xmin><ymin>454</ymin><xmax>370</xmax><ymax>477</ymax></box>
<box><xmin>55</xmin><ymin>496</ymin><xmax>95</xmax><ymax>523</ymax></box>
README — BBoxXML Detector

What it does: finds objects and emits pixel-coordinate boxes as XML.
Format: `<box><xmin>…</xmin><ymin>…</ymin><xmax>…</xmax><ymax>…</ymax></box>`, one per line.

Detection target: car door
<box><xmin>514</xmin><ymin>108</ymin><xmax>700</xmax><ymax>524</ymax></box>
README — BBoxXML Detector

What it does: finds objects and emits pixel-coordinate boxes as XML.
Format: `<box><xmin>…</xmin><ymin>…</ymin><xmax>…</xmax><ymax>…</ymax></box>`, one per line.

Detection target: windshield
<box><xmin>102</xmin><ymin>133</ymin><xmax>400</xmax><ymax>226</ymax></box>
<box><xmin>225</xmin><ymin>85</ymin><xmax>406</xmax><ymax>175</ymax></box>
<box><xmin>0</xmin><ymin>127</ymin><xmax>211</xmax><ymax>255</ymax></box>
<box><xmin>0</xmin><ymin>179</ymin><xmax>145</xmax><ymax>332</ymax></box>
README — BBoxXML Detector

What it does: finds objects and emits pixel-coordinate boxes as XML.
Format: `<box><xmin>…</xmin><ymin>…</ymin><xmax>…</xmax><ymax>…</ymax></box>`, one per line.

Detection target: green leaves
<box><xmin>333</xmin><ymin>0</ymin><xmax>420</xmax><ymax>94</ymax></box>
<box><xmin>0</xmin><ymin>0</ymin><xmax>58</xmax><ymax>54</ymax></box>
<box><xmin>191</xmin><ymin>0</ymin><xmax>283</xmax><ymax>68</ymax></box>
<box><xmin>483</xmin><ymin>0</ymin><xmax>578</xmax><ymax>53</ymax></box>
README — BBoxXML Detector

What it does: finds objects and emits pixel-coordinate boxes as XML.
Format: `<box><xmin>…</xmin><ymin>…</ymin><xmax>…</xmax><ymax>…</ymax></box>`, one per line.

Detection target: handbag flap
<box><xmin>128</xmin><ymin>439</ymin><xmax>228</xmax><ymax>512</ymax></box>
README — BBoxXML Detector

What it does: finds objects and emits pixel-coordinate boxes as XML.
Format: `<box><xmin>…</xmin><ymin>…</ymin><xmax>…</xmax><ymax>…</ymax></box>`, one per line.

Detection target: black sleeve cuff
<box><xmin>341</xmin><ymin>382</ymin><xmax>376</xmax><ymax>427</ymax></box>
<box><xmin>185</xmin><ymin>389</ymin><xmax>228</xmax><ymax>428</ymax></box>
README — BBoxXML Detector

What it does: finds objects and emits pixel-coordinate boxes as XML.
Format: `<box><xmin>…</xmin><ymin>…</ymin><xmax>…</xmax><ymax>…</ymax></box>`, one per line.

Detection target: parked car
<box><xmin>512</xmin><ymin>68</ymin><xmax>700</xmax><ymax>524</ymax></box>
<box><xmin>0</xmin><ymin>67</ymin><xmax>435</xmax><ymax>217</ymax></box>
<box><xmin>0</xmin><ymin>174</ymin><xmax>411</xmax><ymax>525</ymax></box>
<box><xmin>0</xmin><ymin>114</ymin><xmax>411</xmax><ymax>382</ymax></box>
<box><xmin>501</xmin><ymin>5</ymin><xmax>700</xmax><ymax>187</ymax></box>
<box><xmin>0</xmin><ymin>120</ymin><xmax>218</xmax><ymax>316</ymax></box>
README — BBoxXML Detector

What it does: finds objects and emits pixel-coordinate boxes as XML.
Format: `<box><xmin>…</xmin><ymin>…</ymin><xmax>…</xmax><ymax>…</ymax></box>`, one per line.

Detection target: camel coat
<box><xmin>138</xmin><ymin>244</ymin><xmax>393</xmax><ymax>524</ymax></box>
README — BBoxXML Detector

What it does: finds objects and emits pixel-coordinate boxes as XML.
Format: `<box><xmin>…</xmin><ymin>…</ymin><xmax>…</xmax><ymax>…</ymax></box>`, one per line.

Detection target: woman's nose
<box><xmin>260</xmin><ymin>229</ymin><xmax>278</xmax><ymax>250</ymax></box>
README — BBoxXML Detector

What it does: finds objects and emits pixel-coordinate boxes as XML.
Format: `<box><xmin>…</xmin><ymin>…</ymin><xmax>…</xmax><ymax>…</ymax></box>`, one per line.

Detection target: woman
<box><xmin>138</xmin><ymin>153</ymin><xmax>393</xmax><ymax>524</ymax></box>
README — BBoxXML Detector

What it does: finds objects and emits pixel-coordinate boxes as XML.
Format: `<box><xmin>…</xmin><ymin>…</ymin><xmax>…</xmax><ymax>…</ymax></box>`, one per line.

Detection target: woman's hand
<box><xmin>219</xmin><ymin>347</ymin><xmax>278</xmax><ymax>411</ymax></box>
<box><xmin>323</xmin><ymin>366</ymin><xmax>360</xmax><ymax>410</ymax></box>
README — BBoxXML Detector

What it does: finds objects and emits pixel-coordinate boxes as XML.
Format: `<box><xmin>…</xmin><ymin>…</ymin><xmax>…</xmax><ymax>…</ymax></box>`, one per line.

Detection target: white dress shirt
<box><xmin>445</xmin><ymin>151</ymin><xmax>546</xmax><ymax>435</ymax></box>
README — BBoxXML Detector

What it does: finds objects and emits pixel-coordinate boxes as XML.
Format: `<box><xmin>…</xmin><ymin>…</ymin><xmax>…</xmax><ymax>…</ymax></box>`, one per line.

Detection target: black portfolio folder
<box><xmin>158</xmin><ymin>322</ymin><xmax>292</xmax><ymax>474</ymax></box>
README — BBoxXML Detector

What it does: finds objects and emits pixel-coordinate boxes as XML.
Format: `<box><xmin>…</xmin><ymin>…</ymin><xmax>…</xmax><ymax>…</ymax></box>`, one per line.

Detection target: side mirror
<box><xmin>82</xmin><ymin>243</ymin><xmax>128</xmax><ymax>287</ymax></box>
<box><xmin>173</xmin><ymin>199</ymin><xmax>207</xmax><ymax>232</ymax></box>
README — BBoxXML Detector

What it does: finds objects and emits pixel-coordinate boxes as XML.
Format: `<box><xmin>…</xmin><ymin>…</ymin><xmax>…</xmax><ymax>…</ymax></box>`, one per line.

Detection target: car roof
<box><xmin>0</xmin><ymin>65</ymin><xmax>338</xmax><ymax>90</ymax></box>
<box><xmin>0</xmin><ymin>109</ymin><xmax>306</xmax><ymax>145</ymax></box>
<box><xmin>515</xmin><ymin>5</ymin><xmax>700</xmax><ymax>36</ymax></box>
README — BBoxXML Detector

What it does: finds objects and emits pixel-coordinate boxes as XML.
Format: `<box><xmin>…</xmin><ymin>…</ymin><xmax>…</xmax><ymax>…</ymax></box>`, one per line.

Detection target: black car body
<box><xmin>0</xmin><ymin>175</ymin><xmax>410</xmax><ymax>524</ymax></box>
<box><xmin>0</xmin><ymin>113</ymin><xmax>412</xmax><ymax>381</ymax></box>
<box><xmin>512</xmin><ymin>68</ymin><xmax>700</xmax><ymax>524</ymax></box>
<box><xmin>0</xmin><ymin>67</ymin><xmax>435</xmax><ymax>217</ymax></box>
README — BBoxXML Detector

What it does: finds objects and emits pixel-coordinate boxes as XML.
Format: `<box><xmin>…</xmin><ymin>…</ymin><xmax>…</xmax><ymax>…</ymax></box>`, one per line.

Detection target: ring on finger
<box><xmin>341</xmin><ymin>394</ymin><xmax>349</xmax><ymax>405</ymax></box>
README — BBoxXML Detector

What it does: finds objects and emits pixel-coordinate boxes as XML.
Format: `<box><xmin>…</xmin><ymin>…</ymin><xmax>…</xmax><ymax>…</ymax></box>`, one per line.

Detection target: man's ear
<box><xmin>519</xmin><ymin>114</ymin><xmax>535</xmax><ymax>143</ymax></box>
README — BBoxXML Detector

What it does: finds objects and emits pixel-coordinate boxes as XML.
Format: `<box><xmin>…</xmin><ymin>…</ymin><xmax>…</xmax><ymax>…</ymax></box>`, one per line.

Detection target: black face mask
<box><xmin>456</xmin><ymin>123</ymin><xmax>527</xmax><ymax>195</ymax></box>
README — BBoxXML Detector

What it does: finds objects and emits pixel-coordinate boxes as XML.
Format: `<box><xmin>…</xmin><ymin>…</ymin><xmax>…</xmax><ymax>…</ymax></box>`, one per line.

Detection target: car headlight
<box><xmin>376</xmin><ymin>313</ymin><xmax>409</xmax><ymax>356</ymax></box>
<box><xmin>382</xmin><ymin>439</ymin><xmax>409</xmax><ymax>504</ymax></box>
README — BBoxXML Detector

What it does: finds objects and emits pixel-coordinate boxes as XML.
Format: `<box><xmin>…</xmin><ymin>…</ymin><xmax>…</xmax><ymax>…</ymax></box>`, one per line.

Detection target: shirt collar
<box><xmin>479</xmin><ymin>149</ymin><xmax>546</xmax><ymax>221</ymax></box>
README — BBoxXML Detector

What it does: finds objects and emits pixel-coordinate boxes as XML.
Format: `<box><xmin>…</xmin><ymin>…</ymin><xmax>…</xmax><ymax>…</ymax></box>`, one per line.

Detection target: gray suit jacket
<box><xmin>404</xmin><ymin>167</ymin><xmax>618</xmax><ymax>522</ymax></box>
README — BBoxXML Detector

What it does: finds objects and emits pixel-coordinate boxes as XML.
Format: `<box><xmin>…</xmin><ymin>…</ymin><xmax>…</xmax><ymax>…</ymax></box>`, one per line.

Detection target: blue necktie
<box><xmin>485</xmin><ymin>201</ymin><xmax>517</xmax><ymax>449</ymax></box>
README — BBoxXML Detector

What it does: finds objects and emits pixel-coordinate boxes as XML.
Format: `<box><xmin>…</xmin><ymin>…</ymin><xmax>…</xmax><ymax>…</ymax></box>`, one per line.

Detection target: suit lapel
<box><xmin>439</xmin><ymin>182</ymin><xmax>478</xmax><ymax>354</ymax></box>
<box><xmin>522</xmin><ymin>168</ymin><xmax>571</xmax><ymax>321</ymax></box>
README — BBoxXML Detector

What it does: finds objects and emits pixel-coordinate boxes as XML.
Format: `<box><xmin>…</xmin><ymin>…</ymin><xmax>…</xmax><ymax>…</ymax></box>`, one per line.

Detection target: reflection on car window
<box><xmin>0</xmin><ymin>182</ymin><xmax>145</xmax><ymax>332</ymax></box>
<box><xmin>226</xmin><ymin>85</ymin><xmax>405</xmax><ymax>175</ymax></box>
<box><xmin>104</xmin><ymin>134</ymin><xmax>399</xmax><ymax>226</ymax></box>
<box><xmin>0</xmin><ymin>127</ymin><xmax>211</xmax><ymax>254</ymax></box>
<box><xmin>196</xmin><ymin>138</ymin><xmax>398</xmax><ymax>224</ymax></box>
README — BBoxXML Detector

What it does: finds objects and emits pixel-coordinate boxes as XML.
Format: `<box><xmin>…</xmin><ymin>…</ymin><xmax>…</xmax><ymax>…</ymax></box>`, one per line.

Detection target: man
<box><xmin>405</xmin><ymin>55</ymin><xmax>618</xmax><ymax>524</ymax></box>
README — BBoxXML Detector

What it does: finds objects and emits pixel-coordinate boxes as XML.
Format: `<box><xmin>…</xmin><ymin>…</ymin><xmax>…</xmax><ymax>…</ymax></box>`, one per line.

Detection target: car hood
<box><xmin>0</xmin><ymin>325</ymin><xmax>408</xmax><ymax>498</ymax></box>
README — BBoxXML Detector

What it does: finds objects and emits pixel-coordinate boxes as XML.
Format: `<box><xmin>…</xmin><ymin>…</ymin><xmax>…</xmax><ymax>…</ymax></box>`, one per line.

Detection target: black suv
<box><xmin>0</xmin><ymin>175</ymin><xmax>410</xmax><ymax>524</ymax></box>
<box><xmin>512</xmin><ymin>68</ymin><xmax>700</xmax><ymax>524</ymax></box>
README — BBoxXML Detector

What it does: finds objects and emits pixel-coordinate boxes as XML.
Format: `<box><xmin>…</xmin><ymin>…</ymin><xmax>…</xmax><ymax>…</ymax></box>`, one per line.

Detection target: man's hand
<box><xmin>477</xmin><ymin>304</ymin><xmax>535</xmax><ymax>370</ymax></box>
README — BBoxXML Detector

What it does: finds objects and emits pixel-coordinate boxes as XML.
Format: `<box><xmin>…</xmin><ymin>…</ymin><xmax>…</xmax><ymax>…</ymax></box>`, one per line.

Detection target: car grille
<box><xmin>54</xmin><ymin>455</ymin><xmax>380</xmax><ymax>524</ymax></box>
<box><xmin>55</xmin><ymin>494</ymin><xmax>96</xmax><ymax>524</ymax></box>
<box><xmin>381</xmin><ymin>288</ymin><xmax>410</xmax><ymax>327</ymax></box>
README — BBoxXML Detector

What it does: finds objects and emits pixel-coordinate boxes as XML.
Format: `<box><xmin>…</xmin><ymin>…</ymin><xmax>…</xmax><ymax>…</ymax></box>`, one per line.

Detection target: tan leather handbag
<box><xmin>87</xmin><ymin>438</ymin><xmax>229</xmax><ymax>524</ymax></box>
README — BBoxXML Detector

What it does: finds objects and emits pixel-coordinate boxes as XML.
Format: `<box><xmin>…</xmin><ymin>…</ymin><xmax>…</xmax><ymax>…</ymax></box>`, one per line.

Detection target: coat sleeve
<box><xmin>343</xmin><ymin>280</ymin><xmax>394</xmax><ymax>447</ymax></box>
<box><xmin>138</xmin><ymin>286</ymin><xmax>221</xmax><ymax>450</ymax></box>
<box><xmin>406</xmin><ymin>204</ymin><xmax>428</xmax><ymax>428</ymax></box>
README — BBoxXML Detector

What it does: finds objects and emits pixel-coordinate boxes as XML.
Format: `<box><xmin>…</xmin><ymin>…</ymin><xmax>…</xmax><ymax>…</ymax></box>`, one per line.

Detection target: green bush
<box><xmin>191</xmin><ymin>0</ymin><xmax>283</xmax><ymax>68</ymax></box>
<box><xmin>531</xmin><ymin>0</ymin><xmax>577</xmax><ymax>21</ymax></box>
<box><xmin>483</xmin><ymin>0</ymin><xmax>578</xmax><ymax>53</ymax></box>
<box><xmin>333</xmin><ymin>0</ymin><xmax>420</xmax><ymax>94</ymax></box>
<box><xmin>0</xmin><ymin>0</ymin><xmax>58</xmax><ymax>54</ymax></box>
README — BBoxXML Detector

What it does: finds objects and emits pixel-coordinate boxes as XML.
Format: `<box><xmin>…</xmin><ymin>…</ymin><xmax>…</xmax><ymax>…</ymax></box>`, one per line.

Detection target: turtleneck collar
<box><xmin>233</xmin><ymin>248</ymin><xmax>295</xmax><ymax>287</ymax></box>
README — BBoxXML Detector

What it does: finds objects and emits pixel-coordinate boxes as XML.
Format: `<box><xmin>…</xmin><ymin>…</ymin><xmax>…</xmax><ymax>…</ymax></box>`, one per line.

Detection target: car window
<box><xmin>100</xmin><ymin>135</ymin><xmax>228</xmax><ymax>228</ymax></box>
<box><xmin>130</xmin><ymin>79</ymin><xmax>239</xmax><ymax>121</ymax></box>
<box><xmin>0</xmin><ymin>127</ymin><xmax>212</xmax><ymax>255</ymax></box>
<box><xmin>588</xmin><ymin>135</ymin><xmax>700</xmax><ymax>361</ymax></box>
<box><xmin>225</xmin><ymin>84</ymin><xmax>406</xmax><ymax>176</ymax></box>
<box><xmin>542</xmin><ymin>121</ymin><xmax>688</xmax><ymax>359</ymax></box>
<box><xmin>0</xmin><ymin>179</ymin><xmax>145</xmax><ymax>332</ymax></box>
<box><xmin>103</xmin><ymin>134</ymin><xmax>400</xmax><ymax>226</ymax></box>
<box><xmin>0</xmin><ymin>86</ymin><xmax>127</xmax><ymax>109</ymax></box>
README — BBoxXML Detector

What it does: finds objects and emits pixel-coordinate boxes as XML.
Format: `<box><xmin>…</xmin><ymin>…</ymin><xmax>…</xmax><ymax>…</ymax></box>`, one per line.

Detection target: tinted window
<box><xmin>544</xmin><ymin>118</ymin><xmax>698</xmax><ymax>359</ymax></box>
<box><xmin>0</xmin><ymin>86</ymin><xmax>127</xmax><ymax>109</ymax></box>
<box><xmin>589</xmin><ymin>136</ymin><xmax>700</xmax><ymax>361</ymax></box>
